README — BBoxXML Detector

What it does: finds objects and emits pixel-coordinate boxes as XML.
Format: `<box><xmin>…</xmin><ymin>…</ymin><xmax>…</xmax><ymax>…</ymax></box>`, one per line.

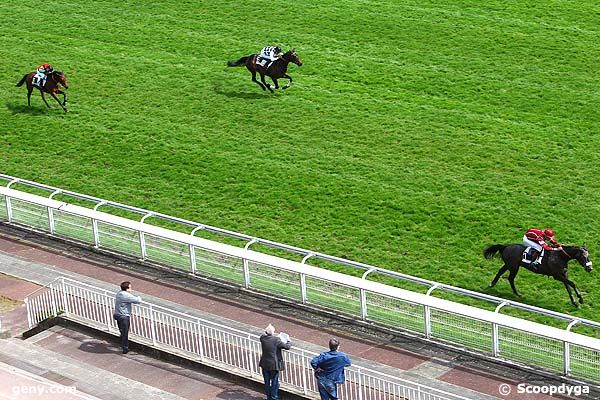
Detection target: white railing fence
<box><xmin>2</xmin><ymin>175</ymin><xmax>600</xmax><ymax>384</ymax></box>
<box><xmin>25</xmin><ymin>277</ymin><xmax>471</xmax><ymax>400</ymax></box>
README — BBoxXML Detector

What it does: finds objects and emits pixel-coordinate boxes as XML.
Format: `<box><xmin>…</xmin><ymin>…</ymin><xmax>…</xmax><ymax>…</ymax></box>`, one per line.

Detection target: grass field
<box><xmin>2</xmin><ymin>0</ymin><xmax>600</xmax><ymax>323</ymax></box>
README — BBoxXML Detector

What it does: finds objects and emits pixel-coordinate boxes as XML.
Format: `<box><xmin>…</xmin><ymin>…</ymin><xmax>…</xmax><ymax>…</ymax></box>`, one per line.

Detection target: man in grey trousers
<box><xmin>113</xmin><ymin>281</ymin><xmax>141</xmax><ymax>354</ymax></box>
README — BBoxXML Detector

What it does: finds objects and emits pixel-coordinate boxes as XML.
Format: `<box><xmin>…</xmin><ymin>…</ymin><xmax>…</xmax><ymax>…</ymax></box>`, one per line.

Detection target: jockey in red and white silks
<box><xmin>523</xmin><ymin>228</ymin><xmax>559</xmax><ymax>251</ymax></box>
<box><xmin>522</xmin><ymin>228</ymin><xmax>562</xmax><ymax>270</ymax></box>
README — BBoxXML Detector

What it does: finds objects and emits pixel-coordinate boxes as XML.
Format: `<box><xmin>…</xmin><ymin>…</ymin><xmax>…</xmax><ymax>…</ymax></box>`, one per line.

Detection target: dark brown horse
<box><xmin>484</xmin><ymin>244</ymin><xmax>593</xmax><ymax>306</ymax></box>
<box><xmin>16</xmin><ymin>70</ymin><xmax>69</xmax><ymax>112</ymax></box>
<box><xmin>227</xmin><ymin>49</ymin><xmax>303</xmax><ymax>93</ymax></box>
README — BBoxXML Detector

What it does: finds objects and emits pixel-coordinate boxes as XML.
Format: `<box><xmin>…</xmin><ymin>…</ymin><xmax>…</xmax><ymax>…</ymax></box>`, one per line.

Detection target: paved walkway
<box><xmin>0</xmin><ymin>226</ymin><xmax>594</xmax><ymax>400</ymax></box>
<box><xmin>0</xmin><ymin>326</ymin><xmax>264</xmax><ymax>400</ymax></box>
<box><xmin>0</xmin><ymin>359</ymin><xmax>102</xmax><ymax>400</ymax></box>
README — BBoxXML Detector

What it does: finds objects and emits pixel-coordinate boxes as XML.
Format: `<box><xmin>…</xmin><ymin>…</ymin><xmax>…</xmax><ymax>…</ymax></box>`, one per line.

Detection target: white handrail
<box><xmin>24</xmin><ymin>277</ymin><xmax>473</xmax><ymax>400</ymax></box>
<box><xmin>1</xmin><ymin>174</ymin><xmax>599</xmax><ymax>328</ymax></box>
<box><xmin>2</xmin><ymin>178</ymin><xmax>600</xmax><ymax>384</ymax></box>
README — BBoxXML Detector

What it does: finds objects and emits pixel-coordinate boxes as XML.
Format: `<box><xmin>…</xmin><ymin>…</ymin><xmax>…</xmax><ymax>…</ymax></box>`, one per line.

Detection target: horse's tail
<box><xmin>483</xmin><ymin>244</ymin><xmax>506</xmax><ymax>260</ymax></box>
<box><xmin>16</xmin><ymin>74</ymin><xmax>28</xmax><ymax>87</ymax></box>
<box><xmin>227</xmin><ymin>56</ymin><xmax>249</xmax><ymax>67</ymax></box>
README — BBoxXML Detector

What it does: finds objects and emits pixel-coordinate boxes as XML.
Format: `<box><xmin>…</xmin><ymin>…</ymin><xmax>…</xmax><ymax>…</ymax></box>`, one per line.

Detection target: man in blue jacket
<box><xmin>113</xmin><ymin>281</ymin><xmax>141</xmax><ymax>354</ymax></box>
<box><xmin>310</xmin><ymin>338</ymin><xmax>352</xmax><ymax>400</ymax></box>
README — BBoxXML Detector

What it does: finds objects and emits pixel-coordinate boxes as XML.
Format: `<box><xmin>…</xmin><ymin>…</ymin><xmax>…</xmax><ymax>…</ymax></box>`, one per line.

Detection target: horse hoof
<box><xmin>579</xmin><ymin>298</ymin><xmax>584</xmax><ymax>304</ymax></box>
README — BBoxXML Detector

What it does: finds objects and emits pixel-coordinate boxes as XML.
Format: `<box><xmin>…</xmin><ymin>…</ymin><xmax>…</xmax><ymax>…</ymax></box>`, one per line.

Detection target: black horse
<box><xmin>484</xmin><ymin>244</ymin><xmax>593</xmax><ymax>306</ymax></box>
<box><xmin>227</xmin><ymin>49</ymin><xmax>303</xmax><ymax>93</ymax></box>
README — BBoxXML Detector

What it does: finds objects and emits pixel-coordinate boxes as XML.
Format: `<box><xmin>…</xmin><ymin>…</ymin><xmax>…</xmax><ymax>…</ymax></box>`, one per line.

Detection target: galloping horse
<box><xmin>484</xmin><ymin>244</ymin><xmax>593</xmax><ymax>306</ymax></box>
<box><xmin>16</xmin><ymin>70</ymin><xmax>69</xmax><ymax>112</ymax></box>
<box><xmin>227</xmin><ymin>49</ymin><xmax>303</xmax><ymax>93</ymax></box>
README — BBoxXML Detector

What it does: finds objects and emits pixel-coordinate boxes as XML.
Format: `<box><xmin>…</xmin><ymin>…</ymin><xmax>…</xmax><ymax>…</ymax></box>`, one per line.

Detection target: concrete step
<box><xmin>0</xmin><ymin>333</ymin><xmax>188</xmax><ymax>400</ymax></box>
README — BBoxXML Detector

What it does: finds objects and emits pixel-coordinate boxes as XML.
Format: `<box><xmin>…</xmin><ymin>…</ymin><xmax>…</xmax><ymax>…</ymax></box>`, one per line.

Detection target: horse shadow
<box><xmin>6</xmin><ymin>102</ymin><xmax>52</xmax><ymax>115</ymax></box>
<box><xmin>212</xmin><ymin>85</ymin><xmax>268</xmax><ymax>99</ymax></box>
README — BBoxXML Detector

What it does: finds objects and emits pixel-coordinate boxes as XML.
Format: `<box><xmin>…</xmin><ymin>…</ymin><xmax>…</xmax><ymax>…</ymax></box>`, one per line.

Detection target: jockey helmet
<box><xmin>544</xmin><ymin>229</ymin><xmax>555</xmax><ymax>237</ymax></box>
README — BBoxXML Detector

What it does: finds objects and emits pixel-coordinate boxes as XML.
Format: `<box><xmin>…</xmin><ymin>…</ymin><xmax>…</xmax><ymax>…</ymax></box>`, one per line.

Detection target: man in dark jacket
<box><xmin>259</xmin><ymin>324</ymin><xmax>292</xmax><ymax>400</ymax></box>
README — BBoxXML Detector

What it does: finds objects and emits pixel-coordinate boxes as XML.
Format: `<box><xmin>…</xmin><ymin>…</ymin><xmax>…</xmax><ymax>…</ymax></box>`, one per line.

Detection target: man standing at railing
<box><xmin>259</xmin><ymin>324</ymin><xmax>292</xmax><ymax>400</ymax></box>
<box><xmin>310</xmin><ymin>338</ymin><xmax>352</xmax><ymax>400</ymax></box>
<box><xmin>113</xmin><ymin>281</ymin><xmax>141</xmax><ymax>354</ymax></box>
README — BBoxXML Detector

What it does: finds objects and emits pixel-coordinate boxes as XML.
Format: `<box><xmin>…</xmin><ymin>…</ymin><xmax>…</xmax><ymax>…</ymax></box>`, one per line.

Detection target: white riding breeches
<box><xmin>522</xmin><ymin>236</ymin><xmax>542</xmax><ymax>252</ymax></box>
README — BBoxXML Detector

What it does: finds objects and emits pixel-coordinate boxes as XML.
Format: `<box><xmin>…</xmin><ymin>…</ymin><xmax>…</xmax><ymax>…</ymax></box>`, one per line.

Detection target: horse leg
<box><xmin>40</xmin><ymin>91</ymin><xmax>51</xmax><ymax>108</ymax></box>
<box><xmin>260</xmin><ymin>73</ymin><xmax>273</xmax><ymax>93</ymax></box>
<box><xmin>270</xmin><ymin>77</ymin><xmax>279</xmax><ymax>90</ymax></box>
<box><xmin>251</xmin><ymin>71</ymin><xmax>266</xmax><ymax>91</ymax></box>
<box><xmin>507</xmin><ymin>268</ymin><xmax>521</xmax><ymax>297</ymax></box>
<box><xmin>489</xmin><ymin>264</ymin><xmax>509</xmax><ymax>287</ymax></box>
<box><xmin>566</xmin><ymin>279</ymin><xmax>584</xmax><ymax>304</ymax></box>
<box><xmin>282</xmin><ymin>73</ymin><xmax>293</xmax><ymax>89</ymax></box>
<box><xmin>562</xmin><ymin>281</ymin><xmax>578</xmax><ymax>307</ymax></box>
<box><xmin>56</xmin><ymin>89</ymin><xmax>68</xmax><ymax>107</ymax></box>
<box><xmin>50</xmin><ymin>92</ymin><xmax>67</xmax><ymax>112</ymax></box>
<box><xmin>27</xmin><ymin>87</ymin><xmax>33</xmax><ymax>107</ymax></box>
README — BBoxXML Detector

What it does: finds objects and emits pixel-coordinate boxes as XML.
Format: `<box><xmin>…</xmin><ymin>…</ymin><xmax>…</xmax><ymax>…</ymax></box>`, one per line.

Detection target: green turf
<box><xmin>2</xmin><ymin>0</ymin><xmax>600</xmax><ymax>328</ymax></box>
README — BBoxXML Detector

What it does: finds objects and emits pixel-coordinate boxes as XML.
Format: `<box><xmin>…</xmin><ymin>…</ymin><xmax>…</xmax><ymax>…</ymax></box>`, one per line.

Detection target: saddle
<box><xmin>256</xmin><ymin>56</ymin><xmax>273</xmax><ymax>69</ymax></box>
<box><xmin>32</xmin><ymin>72</ymin><xmax>46</xmax><ymax>88</ymax></box>
<box><xmin>521</xmin><ymin>247</ymin><xmax>539</xmax><ymax>264</ymax></box>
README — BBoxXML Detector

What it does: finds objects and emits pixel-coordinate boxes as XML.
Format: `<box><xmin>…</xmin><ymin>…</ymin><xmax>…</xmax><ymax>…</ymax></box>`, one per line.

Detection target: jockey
<box><xmin>259</xmin><ymin>46</ymin><xmax>283</xmax><ymax>67</ymax></box>
<box><xmin>34</xmin><ymin>63</ymin><xmax>54</xmax><ymax>87</ymax></box>
<box><xmin>522</xmin><ymin>228</ymin><xmax>562</xmax><ymax>271</ymax></box>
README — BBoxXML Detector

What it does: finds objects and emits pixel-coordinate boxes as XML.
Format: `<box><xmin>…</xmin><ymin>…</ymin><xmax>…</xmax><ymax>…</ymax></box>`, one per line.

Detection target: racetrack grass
<box><xmin>2</xmin><ymin>0</ymin><xmax>600</xmax><ymax>328</ymax></box>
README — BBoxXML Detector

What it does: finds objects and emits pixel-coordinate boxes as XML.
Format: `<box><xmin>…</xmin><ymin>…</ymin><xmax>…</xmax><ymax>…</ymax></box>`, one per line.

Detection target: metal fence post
<box><xmin>423</xmin><ymin>285</ymin><xmax>440</xmax><ymax>340</ymax></box>
<box><xmin>423</xmin><ymin>305</ymin><xmax>431</xmax><ymax>339</ymax></box>
<box><xmin>242</xmin><ymin>239</ymin><xmax>258</xmax><ymax>289</ymax></box>
<box><xmin>92</xmin><ymin>218</ymin><xmax>100</xmax><ymax>248</ymax></box>
<box><xmin>300</xmin><ymin>254</ymin><xmax>313</xmax><ymax>304</ymax></box>
<box><xmin>563</xmin><ymin>341</ymin><xmax>570</xmax><ymax>376</ymax></box>
<box><xmin>189</xmin><ymin>244</ymin><xmax>196</xmax><ymax>275</ymax></box>
<box><xmin>47</xmin><ymin>207</ymin><xmax>55</xmax><ymax>234</ymax></box>
<box><xmin>493</xmin><ymin>302</ymin><xmax>507</xmax><ymax>357</ymax></box>
<box><xmin>91</xmin><ymin>201</ymin><xmax>107</xmax><ymax>248</ymax></box>
<box><xmin>139</xmin><ymin>212</ymin><xmax>153</xmax><ymax>260</ymax></box>
<box><xmin>47</xmin><ymin>189</ymin><xmax>61</xmax><ymax>234</ymax></box>
<box><xmin>359</xmin><ymin>289</ymin><xmax>368</xmax><ymax>320</ymax></box>
<box><xmin>356</xmin><ymin>367</ymin><xmax>363</xmax><ymax>400</ymax></box>
<box><xmin>300</xmin><ymin>350</ymin><xmax>309</xmax><ymax>395</ymax></box>
<box><xmin>246</xmin><ymin>335</ymin><xmax>255</xmax><ymax>377</ymax></box>
<box><xmin>149</xmin><ymin>304</ymin><xmax>157</xmax><ymax>346</ymax></box>
<box><xmin>197</xmin><ymin>322</ymin><xmax>205</xmax><ymax>361</ymax></box>
<box><xmin>300</xmin><ymin>274</ymin><xmax>307</xmax><ymax>304</ymax></box>
<box><xmin>189</xmin><ymin>225</ymin><xmax>205</xmax><ymax>275</ymax></box>
<box><xmin>139</xmin><ymin>231</ymin><xmax>147</xmax><ymax>260</ymax></box>
<box><xmin>564</xmin><ymin>320</ymin><xmax>580</xmax><ymax>375</ymax></box>
<box><xmin>24</xmin><ymin>297</ymin><xmax>32</xmax><ymax>328</ymax></box>
<box><xmin>50</xmin><ymin>284</ymin><xmax>58</xmax><ymax>317</ymax></box>
<box><xmin>104</xmin><ymin>293</ymin><xmax>112</xmax><ymax>332</ymax></box>
<box><xmin>62</xmin><ymin>279</ymin><xmax>70</xmax><ymax>316</ymax></box>
<box><xmin>5</xmin><ymin>196</ymin><xmax>13</xmax><ymax>223</ymax></box>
